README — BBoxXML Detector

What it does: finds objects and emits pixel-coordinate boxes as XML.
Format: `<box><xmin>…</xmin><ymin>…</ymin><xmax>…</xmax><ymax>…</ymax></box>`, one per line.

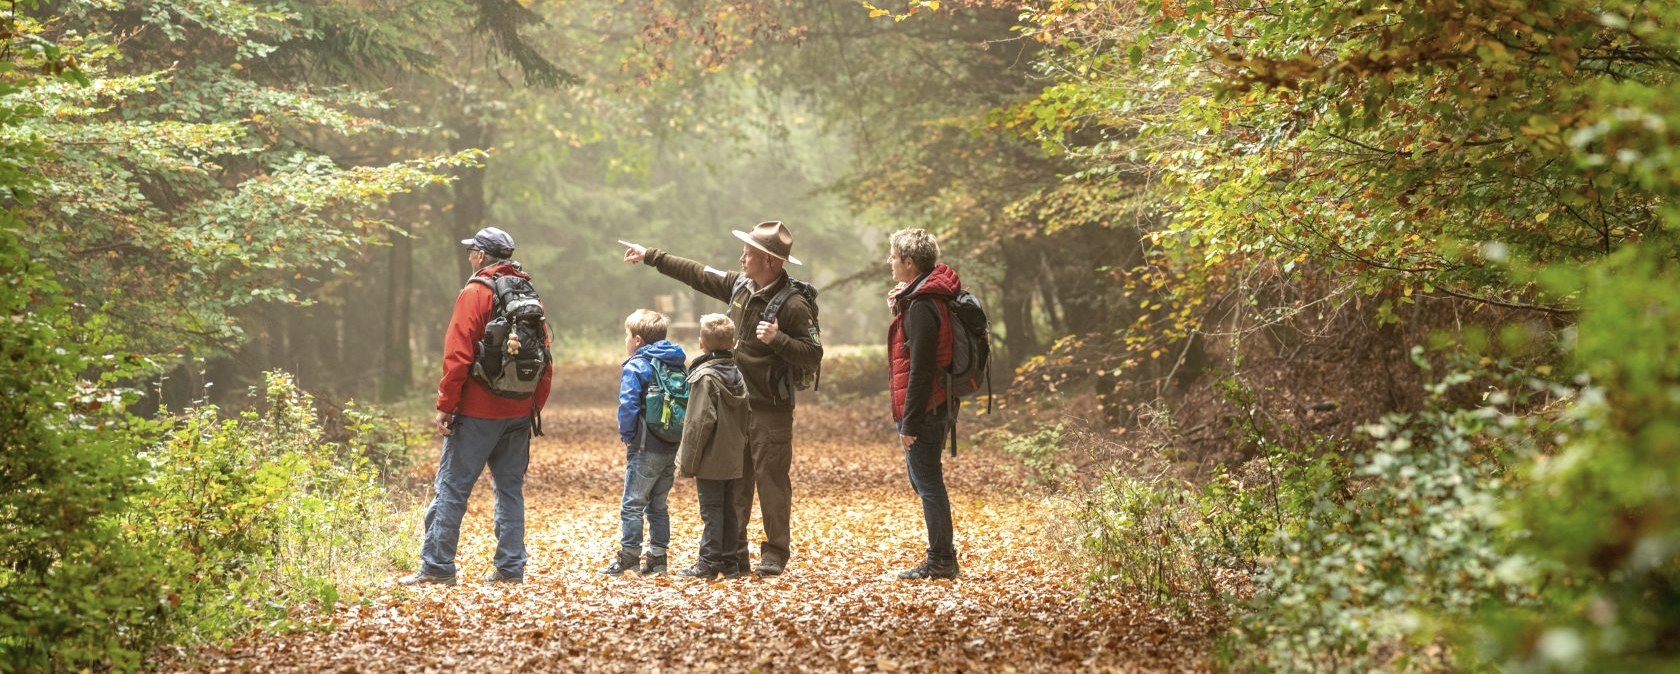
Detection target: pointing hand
<box><xmin>618</xmin><ymin>240</ymin><xmax>647</xmax><ymax>264</ymax></box>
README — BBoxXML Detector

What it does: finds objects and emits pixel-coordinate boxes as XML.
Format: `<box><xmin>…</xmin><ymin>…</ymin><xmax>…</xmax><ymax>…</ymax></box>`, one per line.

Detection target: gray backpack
<box><xmin>469</xmin><ymin>273</ymin><xmax>550</xmax><ymax>399</ymax></box>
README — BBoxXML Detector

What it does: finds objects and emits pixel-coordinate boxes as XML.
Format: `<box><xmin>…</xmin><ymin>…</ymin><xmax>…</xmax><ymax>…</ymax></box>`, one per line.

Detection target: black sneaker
<box><xmin>601</xmin><ymin>550</ymin><xmax>640</xmax><ymax>576</ymax></box>
<box><xmin>397</xmin><ymin>571</ymin><xmax>457</xmax><ymax>586</ymax></box>
<box><xmin>676</xmin><ymin>562</ymin><xmax>723</xmax><ymax>579</ymax></box>
<box><xmin>640</xmin><ymin>554</ymin><xmax>668</xmax><ymax>576</ymax></box>
<box><xmin>483</xmin><ymin>569</ymin><xmax>524</xmax><ymax>584</ymax></box>
<box><xmin>896</xmin><ymin>558</ymin><xmax>959</xmax><ymax>580</ymax></box>
<box><xmin>754</xmin><ymin>560</ymin><xmax>785</xmax><ymax>577</ymax></box>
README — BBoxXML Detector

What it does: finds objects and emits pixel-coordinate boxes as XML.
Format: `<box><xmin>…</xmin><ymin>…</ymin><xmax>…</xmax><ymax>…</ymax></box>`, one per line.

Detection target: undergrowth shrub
<box><xmin>996</xmin><ymin>423</ymin><xmax>1077</xmax><ymax>486</ymax></box>
<box><xmin>3</xmin><ymin>359</ymin><xmax>419</xmax><ymax>672</ymax></box>
<box><xmin>141</xmin><ymin>372</ymin><xmax>419</xmax><ymax>643</ymax></box>
<box><xmin>1075</xmin><ymin>437</ymin><xmax>1334</xmax><ymax>611</ymax></box>
<box><xmin>0</xmin><ymin>229</ymin><xmax>164</xmax><ymax>672</ymax></box>
<box><xmin>1076</xmin><ymin>358</ymin><xmax>1563</xmax><ymax>673</ymax></box>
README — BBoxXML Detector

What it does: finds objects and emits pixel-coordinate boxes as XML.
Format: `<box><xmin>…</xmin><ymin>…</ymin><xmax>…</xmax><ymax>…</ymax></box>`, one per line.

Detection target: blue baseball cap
<box><xmin>461</xmin><ymin>226</ymin><xmax>515</xmax><ymax>257</ymax></box>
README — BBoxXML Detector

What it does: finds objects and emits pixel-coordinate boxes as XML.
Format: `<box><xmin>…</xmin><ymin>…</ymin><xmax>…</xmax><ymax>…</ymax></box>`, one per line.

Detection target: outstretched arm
<box><xmin>618</xmin><ymin>240</ymin><xmax>737</xmax><ymax>304</ymax></box>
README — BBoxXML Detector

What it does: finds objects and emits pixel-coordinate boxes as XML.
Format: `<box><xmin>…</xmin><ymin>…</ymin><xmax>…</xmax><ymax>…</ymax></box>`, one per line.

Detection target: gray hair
<box><xmin>889</xmin><ymin>228</ymin><xmax>939</xmax><ymax>274</ymax></box>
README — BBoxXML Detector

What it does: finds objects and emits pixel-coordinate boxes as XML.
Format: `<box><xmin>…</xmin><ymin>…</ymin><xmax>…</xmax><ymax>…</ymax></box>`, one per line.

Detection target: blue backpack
<box><xmin>640</xmin><ymin>358</ymin><xmax>688</xmax><ymax>444</ymax></box>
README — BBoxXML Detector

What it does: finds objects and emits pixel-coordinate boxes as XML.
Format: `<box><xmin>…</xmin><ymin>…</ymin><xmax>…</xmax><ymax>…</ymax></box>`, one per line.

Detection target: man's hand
<box><xmin>619</xmin><ymin>240</ymin><xmax>647</xmax><ymax>265</ymax></box>
<box><xmin>899</xmin><ymin>434</ymin><xmax>916</xmax><ymax>448</ymax></box>
<box><xmin>756</xmin><ymin>318</ymin><xmax>780</xmax><ymax>343</ymax></box>
<box><xmin>434</xmin><ymin>411</ymin><xmax>454</xmax><ymax>436</ymax></box>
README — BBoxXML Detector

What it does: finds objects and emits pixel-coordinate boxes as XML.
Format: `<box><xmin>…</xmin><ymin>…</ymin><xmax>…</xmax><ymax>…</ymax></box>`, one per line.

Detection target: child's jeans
<box><xmin>696</xmin><ymin>477</ymin><xmax>738</xmax><ymax>569</ymax></box>
<box><xmin>620</xmin><ymin>446</ymin><xmax>676</xmax><ymax>556</ymax></box>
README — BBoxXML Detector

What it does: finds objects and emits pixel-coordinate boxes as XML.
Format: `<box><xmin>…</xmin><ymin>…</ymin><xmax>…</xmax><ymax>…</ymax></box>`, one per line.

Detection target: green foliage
<box><xmin>1233</xmin><ymin>405</ymin><xmax>1523</xmax><ymax>673</ymax></box>
<box><xmin>0</xmin><ymin>220</ymin><xmax>164</xmax><ymax>673</ymax></box>
<box><xmin>141</xmin><ymin>372</ymin><xmax>417</xmax><ymax>643</ymax></box>
<box><xmin>1010</xmin><ymin>0</ymin><xmax>1680</xmax><ymax>669</ymax></box>
<box><xmin>0</xmin><ymin>19</ymin><xmax>167</xmax><ymax>668</ymax></box>
<box><xmin>1463</xmin><ymin>246</ymin><xmax>1680</xmax><ymax>673</ymax></box>
<box><xmin>998</xmin><ymin>424</ymin><xmax>1076</xmax><ymax>486</ymax></box>
<box><xmin>16</xmin><ymin>0</ymin><xmax>485</xmax><ymax>360</ymax></box>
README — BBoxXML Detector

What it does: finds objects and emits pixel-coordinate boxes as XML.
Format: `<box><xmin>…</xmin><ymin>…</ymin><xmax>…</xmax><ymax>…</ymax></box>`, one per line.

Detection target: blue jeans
<box><xmin>620</xmin><ymin>447</ymin><xmax>676</xmax><ymax>556</ymax></box>
<box><xmin>420</xmin><ymin>415</ymin><xmax>531</xmax><ymax>578</ymax></box>
<box><xmin>904</xmin><ymin>409</ymin><xmax>955</xmax><ymax>560</ymax></box>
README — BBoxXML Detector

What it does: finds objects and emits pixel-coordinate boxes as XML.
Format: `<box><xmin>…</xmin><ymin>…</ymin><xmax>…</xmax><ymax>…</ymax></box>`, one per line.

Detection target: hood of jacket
<box><xmin>891</xmin><ymin>263</ymin><xmax>961</xmax><ymax>305</ymax></box>
<box><xmin>631</xmin><ymin>339</ymin><xmax>688</xmax><ymax>368</ymax></box>
<box><xmin>690</xmin><ymin>351</ymin><xmax>746</xmax><ymax>395</ymax></box>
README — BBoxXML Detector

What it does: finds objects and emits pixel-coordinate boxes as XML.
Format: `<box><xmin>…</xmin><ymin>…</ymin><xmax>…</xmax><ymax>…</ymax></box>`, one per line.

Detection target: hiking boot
<box><xmin>896</xmin><ymin>557</ymin><xmax>959</xmax><ymax>580</ymax></box>
<box><xmin>601</xmin><ymin>550</ymin><xmax>640</xmax><ymax>576</ymax></box>
<box><xmin>483</xmin><ymin>569</ymin><xmax>524</xmax><ymax>584</ymax></box>
<box><xmin>640</xmin><ymin>554</ymin><xmax>668</xmax><ymax>576</ymax></box>
<box><xmin>754</xmin><ymin>560</ymin><xmax>785</xmax><ymax>577</ymax></box>
<box><xmin>397</xmin><ymin>570</ymin><xmax>457</xmax><ymax>586</ymax></box>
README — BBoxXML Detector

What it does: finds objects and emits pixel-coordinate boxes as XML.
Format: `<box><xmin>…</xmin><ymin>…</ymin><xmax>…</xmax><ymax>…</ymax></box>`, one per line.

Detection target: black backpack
<box><xmin>915</xmin><ymin>289</ymin><xmax>993</xmax><ymax>457</ymax></box>
<box><xmin>469</xmin><ymin>272</ymin><xmax>550</xmax><ymax>402</ymax></box>
<box><xmin>732</xmin><ymin>276</ymin><xmax>821</xmax><ymax>402</ymax></box>
<box><xmin>943</xmin><ymin>289</ymin><xmax>993</xmax><ymax>408</ymax></box>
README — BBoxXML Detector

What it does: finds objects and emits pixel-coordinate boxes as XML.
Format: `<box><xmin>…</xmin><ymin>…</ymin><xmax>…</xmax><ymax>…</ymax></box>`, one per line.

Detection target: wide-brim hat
<box><xmin>731</xmin><ymin>220</ymin><xmax>802</xmax><ymax>266</ymax></box>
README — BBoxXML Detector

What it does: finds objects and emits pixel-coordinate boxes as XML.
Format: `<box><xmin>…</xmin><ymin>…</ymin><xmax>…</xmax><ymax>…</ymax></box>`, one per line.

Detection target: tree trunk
<box><xmin>1037</xmin><ymin>247</ymin><xmax>1066</xmax><ymax>336</ymax></box>
<box><xmin>452</xmin><ymin>119</ymin><xmax>492</xmax><ymax>280</ymax></box>
<box><xmin>999</xmin><ymin>234</ymin><xmax>1039</xmax><ymax>369</ymax></box>
<box><xmin>381</xmin><ymin>226</ymin><xmax>414</xmax><ymax>402</ymax></box>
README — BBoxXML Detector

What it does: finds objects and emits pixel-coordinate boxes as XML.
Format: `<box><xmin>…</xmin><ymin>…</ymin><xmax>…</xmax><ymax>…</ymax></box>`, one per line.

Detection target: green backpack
<box><xmin>640</xmin><ymin>358</ymin><xmax>688</xmax><ymax>444</ymax></box>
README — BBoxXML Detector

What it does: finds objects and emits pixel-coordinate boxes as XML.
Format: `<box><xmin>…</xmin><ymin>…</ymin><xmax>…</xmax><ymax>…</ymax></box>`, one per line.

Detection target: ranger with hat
<box><xmin>401</xmin><ymin>226</ymin><xmax>552</xmax><ymax>586</ymax></box>
<box><xmin>620</xmin><ymin>221</ymin><xmax>823</xmax><ymax>576</ymax></box>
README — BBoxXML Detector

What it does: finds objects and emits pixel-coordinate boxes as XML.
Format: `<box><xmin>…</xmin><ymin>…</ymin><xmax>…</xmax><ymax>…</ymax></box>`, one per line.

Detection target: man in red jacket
<box><xmin>400</xmin><ymin>226</ymin><xmax>552</xmax><ymax>586</ymax></box>
<box><xmin>886</xmin><ymin>228</ymin><xmax>960</xmax><ymax>580</ymax></box>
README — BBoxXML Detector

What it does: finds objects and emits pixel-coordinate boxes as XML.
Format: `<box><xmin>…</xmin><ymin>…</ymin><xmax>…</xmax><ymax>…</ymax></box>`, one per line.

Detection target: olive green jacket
<box><xmin>677</xmin><ymin>352</ymin><xmax>749</xmax><ymax>481</ymax></box>
<box><xmin>645</xmin><ymin>249</ymin><xmax>823</xmax><ymax>411</ymax></box>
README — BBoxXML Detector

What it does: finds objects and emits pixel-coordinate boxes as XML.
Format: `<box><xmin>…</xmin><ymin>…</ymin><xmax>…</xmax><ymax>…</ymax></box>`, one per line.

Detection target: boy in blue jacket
<box><xmin>605</xmin><ymin>309</ymin><xmax>687</xmax><ymax>576</ymax></box>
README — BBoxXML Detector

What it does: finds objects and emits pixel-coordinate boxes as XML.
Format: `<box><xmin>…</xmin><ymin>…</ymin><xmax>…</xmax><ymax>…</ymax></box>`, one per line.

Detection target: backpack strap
<box><xmin>761</xmin><ymin>282</ymin><xmax>800</xmax><ymax>325</ymax></box>
<box><xmin>730</xmin><ymin>276</ymin><xmax>753</xmax><ymax>319</ymax></box>
<box><xmin>944</xmin><ymin>371</ymin><xmax>959</xmax><ymax>458</ymax></box>
<box><xmin>468</xmin><ymin>273</ymin><xmax>505</xmax><ymax>315</ymax></box>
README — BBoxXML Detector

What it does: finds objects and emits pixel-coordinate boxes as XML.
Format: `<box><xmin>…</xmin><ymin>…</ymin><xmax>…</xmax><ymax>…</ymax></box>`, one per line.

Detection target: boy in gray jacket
<box><xmin>675</xmin><ymin>314</ymin><xmax>750</xmax><ymax>579</ymax></box>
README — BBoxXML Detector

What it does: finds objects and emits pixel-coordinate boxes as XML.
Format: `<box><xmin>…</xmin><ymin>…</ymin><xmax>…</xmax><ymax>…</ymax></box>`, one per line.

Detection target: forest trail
<box><xmin>174</xmin><ymin>368</ymin><xmax>1215</xmax><ymax>673</ymax></box>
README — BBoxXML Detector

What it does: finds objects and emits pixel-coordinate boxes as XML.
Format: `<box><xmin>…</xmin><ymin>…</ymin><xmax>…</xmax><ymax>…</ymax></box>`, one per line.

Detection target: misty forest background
<box><xmin>5</xmin><ymin>0</ymin><xmax>1680</xmax><ymax>672</ymax></box>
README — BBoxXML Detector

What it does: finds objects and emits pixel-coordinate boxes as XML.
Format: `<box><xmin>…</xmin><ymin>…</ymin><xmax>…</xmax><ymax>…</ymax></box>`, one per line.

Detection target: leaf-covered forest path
<box><xmin>176</xmin><ymin>365</ymin><xmax>1216</xmax><ymax>673</ymax></box>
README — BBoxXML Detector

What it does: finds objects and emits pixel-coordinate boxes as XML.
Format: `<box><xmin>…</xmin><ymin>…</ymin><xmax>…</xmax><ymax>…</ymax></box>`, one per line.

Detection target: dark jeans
<box><xmin>420</xmin><ymin>415</ymin><xmax>531</xmax><ymax>578</ymax></box>
<box><xmin>696</xmin><ymin>477</ymin><xmax>739</xmax><ymax>570</ymax></box>
<box><xmin>733</xmin><ymin>408</ymin><xmax>794</xmax><ymax>567</ymax></box>
<box><xmin>620</xmin><ymin>447</ymin><xmax>677</xmax><ymax>556</ymax></box>
<box><xmin>904</xmin><ymin>408</ymin><xmax>954</xmax><ymax>560</ymax></box>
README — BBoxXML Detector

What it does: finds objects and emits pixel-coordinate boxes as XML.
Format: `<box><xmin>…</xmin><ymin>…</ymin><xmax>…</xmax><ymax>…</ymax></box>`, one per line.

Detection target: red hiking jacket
<box><xmin>436</xmin><ymin>263</ymin><xmax>553</xmax><ymax>420</ymax></box>
<box><xmin>889</xmin><ymin>263</ymin><xmax>959</xmax><ymax>434</ymax></box>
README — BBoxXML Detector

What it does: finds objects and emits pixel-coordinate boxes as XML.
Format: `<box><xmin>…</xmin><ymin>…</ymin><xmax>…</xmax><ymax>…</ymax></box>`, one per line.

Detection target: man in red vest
<box><xmin>886</xmin><ymin>228</ymin><xmax>961</xmax><ymax>580</ymax></box>
<box><xmin>401</xmin><ymin>226</ymin><xmax>552</xmax><ymax>586</ymax></box>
